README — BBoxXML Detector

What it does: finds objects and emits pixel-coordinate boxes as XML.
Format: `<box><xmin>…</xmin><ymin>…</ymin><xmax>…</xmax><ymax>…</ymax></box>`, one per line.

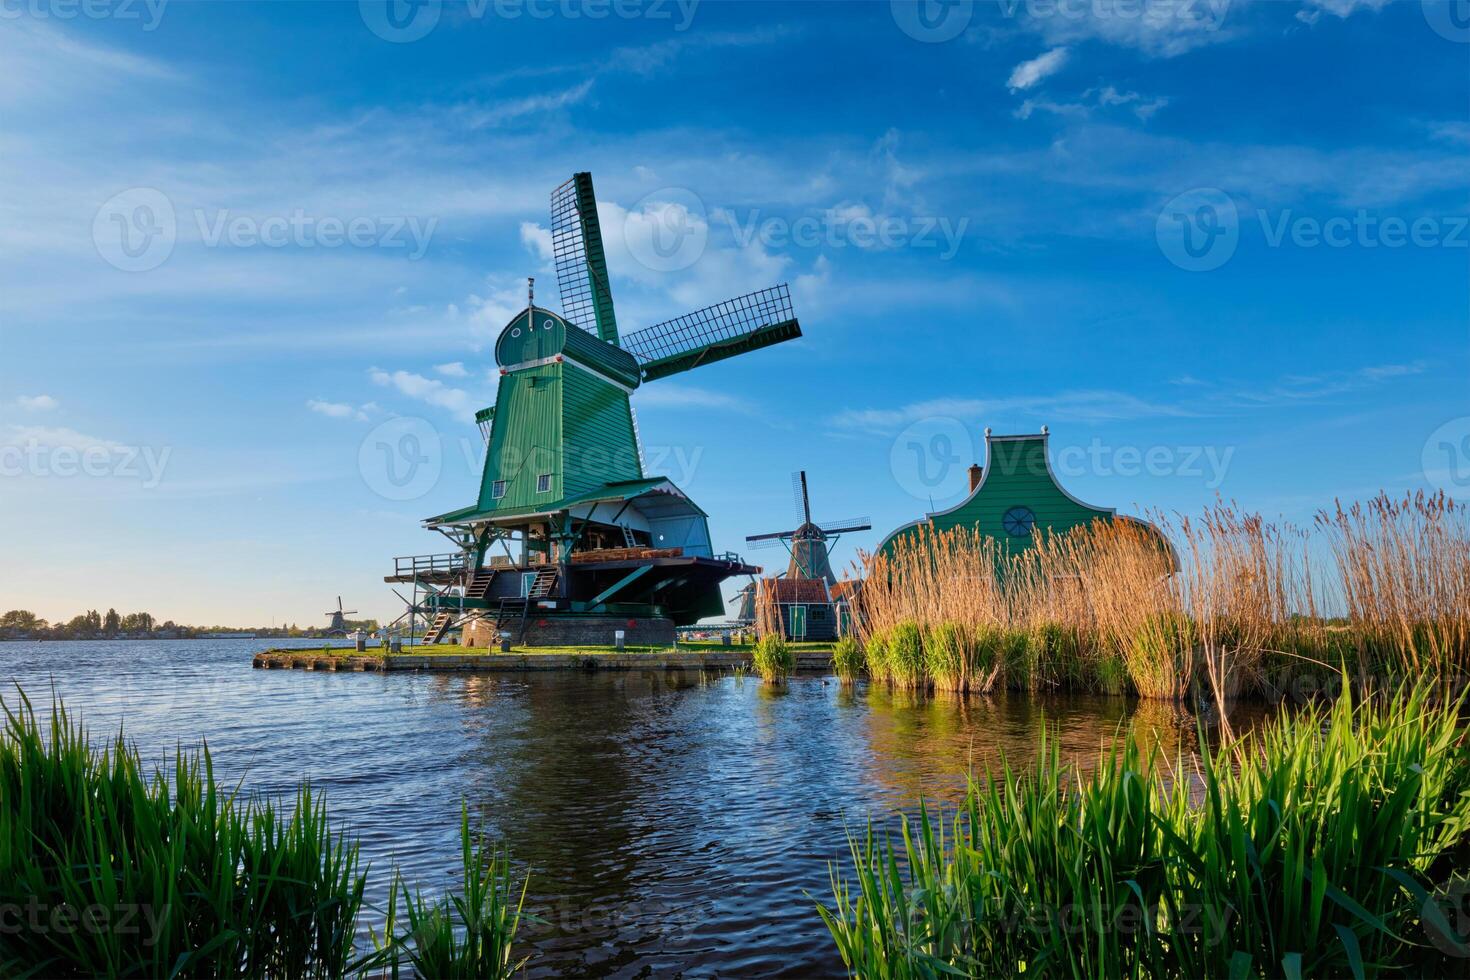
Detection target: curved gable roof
<box><xmin>877</xmin><ymin>430</ymin><xmax>1170</xmax><ymax>563</ymax></box>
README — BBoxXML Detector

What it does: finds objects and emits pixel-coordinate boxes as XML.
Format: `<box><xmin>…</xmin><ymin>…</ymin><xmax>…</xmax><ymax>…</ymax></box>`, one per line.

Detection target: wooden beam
<box><xmin>590</xmin><ymin>565</ymin><xmax>654</xmax><ymax>606</ymax></box>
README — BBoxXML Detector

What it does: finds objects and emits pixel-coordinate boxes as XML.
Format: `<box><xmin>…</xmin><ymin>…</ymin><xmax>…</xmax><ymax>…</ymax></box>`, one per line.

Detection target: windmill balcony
<box><xmin>387</xmin><ymin>552</ymin><xmax>468</xmax><ymax>583</ymax></box>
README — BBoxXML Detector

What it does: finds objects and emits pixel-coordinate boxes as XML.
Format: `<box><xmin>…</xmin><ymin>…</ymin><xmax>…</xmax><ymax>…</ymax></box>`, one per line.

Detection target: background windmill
<box><xmin>746</xmin><ymin>472</ymin><xmax>871</xmax><ymax>584</ymax></box>
<box><xmin>323</xmin><ymin>596</ymin><xmax>356</xmax><ymax>636</ymax></box>
<box><xmin>389</xmin><ymin>171</ymin><xmax>804</xmax><ymax>648</ymax></box>
<box><xmin>744</xmin><ymin>472</ymin><xmax>870</xmax><ymax>641</ymax></box>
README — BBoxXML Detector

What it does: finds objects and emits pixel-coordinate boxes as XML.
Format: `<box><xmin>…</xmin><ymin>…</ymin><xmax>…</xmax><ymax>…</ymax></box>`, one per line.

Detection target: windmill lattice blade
<box><xmin>745</xmin><ymin>538</ymin><xmax>788</xmax><ymax>550</ymax></box>
<box><xmin>791</xmin><ymin>472</ymin><xmax>806</xmax><ymax>525</ymax></box>
<box><xmin>818</xmin><ymin>518</ymin><xmax>872</xmax><ymax>532</ymax></box>
<box><xmin>818</xmin><ymin>524</ymin><xmax>872</xmax><ymax>536</ymax></box>
<box><xmin>621</xmin><ymin>284</ymin><xmax>800</xmax><ymax>382</ymax></box>
<box><xmin>550</xmin><ymin>173</ymin><xmax>619</xmax><ymax>344</ymax></box>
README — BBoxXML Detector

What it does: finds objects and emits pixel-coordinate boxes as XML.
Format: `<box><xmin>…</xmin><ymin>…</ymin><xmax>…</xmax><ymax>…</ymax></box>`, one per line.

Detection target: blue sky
<box><xmin>1</xmin><ymin>0</ymin><xmax>1466</xmax><ymax>627</ymax></box>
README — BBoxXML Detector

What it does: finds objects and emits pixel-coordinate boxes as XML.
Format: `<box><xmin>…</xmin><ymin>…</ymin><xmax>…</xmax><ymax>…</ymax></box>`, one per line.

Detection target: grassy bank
<box><xmin>0</xmin><ymin>691</ymin><xmax>529</xmax><ymax>979</ymax></box>
<box><xmin>856</xmin><ymin>491</ymin><xmax>1470</xmax><ymax>702</ymax></box>
<box><xmin>820</xmin><ymin>681</ymin><xmax>1470</xmax><ymax>977</ymax></box>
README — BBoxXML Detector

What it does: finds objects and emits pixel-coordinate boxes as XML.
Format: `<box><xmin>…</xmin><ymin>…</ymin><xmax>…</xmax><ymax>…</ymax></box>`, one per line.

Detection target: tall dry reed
<box><xmin>853</xmin><ymin>491</ymin><xmax>1470</xmax><ymax>703</ymax></box>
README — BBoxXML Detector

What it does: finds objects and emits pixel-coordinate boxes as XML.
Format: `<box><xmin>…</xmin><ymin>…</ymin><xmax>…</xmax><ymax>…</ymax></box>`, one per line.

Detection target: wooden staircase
<box><xmin>421</xmin><ymin>568</ymin><xmax>498</xmax><ymax>645</ymax></box>
<box><xmin>494</xmin><ymin>568</ymin><xmax>559</xmax><ymax>643</ymax></box>
<box><xmin>527</xmin><ymin>568</ymin><xmax>558</xmax><ymax>599</ymax></box>
<box><xmin>421</xmin><ymin>611</ymin><xmax>453</xmax><ymax>645</ymax></box>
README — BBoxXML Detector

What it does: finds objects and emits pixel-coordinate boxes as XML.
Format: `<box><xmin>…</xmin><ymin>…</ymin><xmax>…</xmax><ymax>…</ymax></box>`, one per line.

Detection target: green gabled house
<box><xmin>877</xmin><ymin>427</ymin><xmax>1174</xmax><ymax>564</ymax></box>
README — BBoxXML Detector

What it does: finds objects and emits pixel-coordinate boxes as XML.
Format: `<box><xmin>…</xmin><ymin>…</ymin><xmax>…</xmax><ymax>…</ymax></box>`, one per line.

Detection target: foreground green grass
<box><xmin>0</xmin><ymin>692</ymin><xmax>528</xmax><ymax>979</ymax></box>
<box><xmin>820</xmin><ymin>681</ymin><xmax>1470</xmax><ymax>978</ymax></box>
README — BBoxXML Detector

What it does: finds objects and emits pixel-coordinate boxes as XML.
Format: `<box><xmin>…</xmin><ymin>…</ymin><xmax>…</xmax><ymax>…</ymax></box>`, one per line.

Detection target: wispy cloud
<box><xmin>1008</xmin><ymin>47</ymin><xmax>1069</xmax><ymax>91</ymax></box>
<box><xmin>832</xmin><ymin>390</ymin><xmax>1194</xmax><ymax>434</ymax></box>
<box><xmin>1016</xmin><ymin>1</ymin><xmax>1239</xmax><ymax>57</ymax></box>
<box><xmin>434</xmin><ymin>362</ymin><xmax>469</xmax><ymax>378</ymax></box>
<box><xmin>14</xmin><ymin>394</ymin><xmax>58</xmax><ymax>412</ymax></box>
<box><xmin>451</xmin><ymin>79</ymin><xmax>594</xmax><ymax>130</ymax></box>
<box><xmin>636</xmin><ymin>383</ymin><xmax>755</xmax><ymax>414</ymax></box>
<box><xmin>2</xmin><ymin>424</ymin><xmax>125</xmax><ymax>452</ymax></box>
<box><xmin>306</xmin><ymin>398</ymin><xmax>370</xmax><ymax>422</ymax></box>
<box><xmin>832</xmin><ymin>362</ymin><xmax>1428</xmax><ymax>434</ymax></box>
<box><xmin>368</xmin><ymin>368</ymin><xmax>477</xmax><ymax>417</ymax></box>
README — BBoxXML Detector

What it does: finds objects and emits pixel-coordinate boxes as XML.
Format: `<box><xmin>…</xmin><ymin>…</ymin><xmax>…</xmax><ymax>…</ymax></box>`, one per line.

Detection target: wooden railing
<box><xmin>392</xmin><ymin>553</ymin><xmax>468</xmax><ymax>577</ymax></box>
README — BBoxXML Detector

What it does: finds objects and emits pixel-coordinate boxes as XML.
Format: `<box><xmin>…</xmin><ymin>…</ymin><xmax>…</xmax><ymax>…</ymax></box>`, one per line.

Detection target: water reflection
<box><xmin>1</xmin><ymin>642</ymin><xmax>1276</xmax><ymax>978</ymax></box>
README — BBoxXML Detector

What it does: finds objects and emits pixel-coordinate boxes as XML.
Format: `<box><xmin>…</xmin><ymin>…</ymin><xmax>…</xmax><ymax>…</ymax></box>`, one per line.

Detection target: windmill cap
<box><xmin>494</xmin><ymin>307</ymin><xmax>642</xmax><ymax>389</ymax></box>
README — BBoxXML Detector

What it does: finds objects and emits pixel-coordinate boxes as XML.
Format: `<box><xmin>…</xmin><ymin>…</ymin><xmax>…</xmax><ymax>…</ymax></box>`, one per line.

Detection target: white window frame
<box><xmin>491</xmin><ymin>480</ymin><xmax>507</xmax><ymax>499</ymax></box>
<box><xmin>536</xmin><ymin>473</ymin><xmax>552</xmax><ymax>493</ymax></box>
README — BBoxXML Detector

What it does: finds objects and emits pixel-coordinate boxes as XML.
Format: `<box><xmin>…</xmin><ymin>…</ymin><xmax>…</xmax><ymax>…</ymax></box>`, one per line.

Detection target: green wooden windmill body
<box><xmin>397</xmin><ymin>173</ymin><xmax>803</xmax><ymax>643</ymax></box>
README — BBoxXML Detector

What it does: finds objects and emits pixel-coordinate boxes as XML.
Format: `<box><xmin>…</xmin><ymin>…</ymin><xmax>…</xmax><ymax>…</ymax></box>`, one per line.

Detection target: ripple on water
<box><xmin>1</xmin><ymin>639</ymin><xmax>1267</xmax><ymax>978</ymax></box>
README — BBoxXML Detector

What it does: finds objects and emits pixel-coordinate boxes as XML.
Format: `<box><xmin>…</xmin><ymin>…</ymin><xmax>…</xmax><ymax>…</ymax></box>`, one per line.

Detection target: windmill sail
<box><xmin>621</xmin><ymin>284</ymin><xmax>800</xmax><ymax>382</ymax></box>
<box><xmin>551</xmin><ymin>172</ymin><xmax>620</xmax><ymax>345</ymax></box>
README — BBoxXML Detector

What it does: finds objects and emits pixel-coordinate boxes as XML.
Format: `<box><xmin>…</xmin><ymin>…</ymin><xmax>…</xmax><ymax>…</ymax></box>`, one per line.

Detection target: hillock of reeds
<box><xmin>0</xmin><ymin>691</ymin><xmax>529</xmax><ymax>979</ymax></box>
<box><xmin>820</xmin><ymin>680</ymin><xmax>1470</xmax><ymax>977</ymax></box>
<box><xmin>851</xmin><ymin>491</ymin><xmax>1470</xmax><ymax>703</ymax></box>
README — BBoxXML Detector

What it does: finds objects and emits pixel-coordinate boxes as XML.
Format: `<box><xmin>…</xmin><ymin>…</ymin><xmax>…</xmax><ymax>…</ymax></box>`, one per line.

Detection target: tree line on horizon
<box><xmin>0</xmin><ymin>609</ymin><xmax>380</xmax><ymax>640</ymax></box>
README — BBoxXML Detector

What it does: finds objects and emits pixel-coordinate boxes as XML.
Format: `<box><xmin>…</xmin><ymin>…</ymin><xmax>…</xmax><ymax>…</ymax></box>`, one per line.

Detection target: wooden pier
<box><xmin>252</xmin><ymin>646</ymin><xmax>835</xmax><ymax>673</ymax></box>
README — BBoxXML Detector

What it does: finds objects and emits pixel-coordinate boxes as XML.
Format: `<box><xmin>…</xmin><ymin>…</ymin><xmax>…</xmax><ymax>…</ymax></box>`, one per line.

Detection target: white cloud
<box><xmin>832</xmin><ymin>390</ymin><xmax>1193</xmax><ymax>433</ymax></box>
<box><xmin>368</xmin><ymin>368</ymin><xmax>476</xmax><ymax>417</ymax></box>
<box><xmin>1008</xmin><ymin>47</ymin><xmax>1069</xmax><ymax>91</ymax></box>
<box><xmin>2</xmin><ymin>424</ymin><xmax>125</xmax><ymax>452</ymax></box>
<box><xmin>635</xmin><ymin>383</ymin><xmax>754</xmax><ymax>413</ymax></box>
<box><xmin>1093</xmin><ymin>86</ymin><xmax>1169</xmax><ymax>121</ymax></box>
<box><xmin>14</xmin><ymin>394</ymin><xmax>58</xmax><ymax>412</ymax></box>
<box><xmin>1019</xmin><ymin>3</ymin><xmax>1238</xmax><ymax>57</ymax></box>
<box><xmin>462</xmin><ymin>278</ymin><xmax>528</xmax><ymax>334</ymax></box>
<box><xmin>1014</xmin><ymin>97</ymin><xmax>1090</xmax><ymax>121</ymax></box>
<box><xmin>834</xmin><ymin>362</ymin><xmax>1428</xmax><ymax>434</ymax></box>
<box><xmin>519</xmin><ymin>222</ymin><xmax>554</xmax><ymax>263</ymax></box>
<box><xmin>452</xmin><ymin>80</ymin><xmax>594</xmax><ymax>130</ymax></box>
<box><xmin>435</xmin><ymin>362</ymin><xmax>469</xmax><ymax>378</ymax></box>
<box><xmin>1016</xmin><ymin>85</ymin><xmax>1167</xmax><ymax>122</ymax></box>
<box><xmin>1299</xmin><ymin>0</ymin><xmax>1394</xmax><ymax>18</ymax></box>
<box><xmin>306</xmin><ymin>399</ymin><xmax>369</xmax><ymax>422</ymax></box>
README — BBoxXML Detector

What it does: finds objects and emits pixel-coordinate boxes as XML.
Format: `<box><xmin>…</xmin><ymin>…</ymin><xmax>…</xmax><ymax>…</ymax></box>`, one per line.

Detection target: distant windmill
<box><xmin>323</xmin><ymin>596</ymin><xmax>357</xmax><ymax>636</ymax></box>
<box><xmin>746</xmin><ymin>472</ymin><xmax>871</xmax><ymax>585</ymax></box>
<box><xmin>727</xmin><ymin>579</ymin><xmax>757</xmax><ymax>624</ymax></box>
<box><xmin>745</xmin><ymin>473</ymin><xmax>869</xmax><ymax>641</ymax></box>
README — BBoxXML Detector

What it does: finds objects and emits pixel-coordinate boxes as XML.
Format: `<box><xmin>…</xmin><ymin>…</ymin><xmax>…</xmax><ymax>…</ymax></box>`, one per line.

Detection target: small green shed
<box><xmin>877</xmin><ymin>427</ymin><xmax>1171</xmax><ymax>560</ymax></box>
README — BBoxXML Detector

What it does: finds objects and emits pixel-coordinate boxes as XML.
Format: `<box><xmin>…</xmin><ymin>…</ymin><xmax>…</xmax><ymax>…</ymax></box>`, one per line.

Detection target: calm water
<box><xmin>2</xmin><ymin>639</ymin><xmax>1250</xmax><ymax>977</ymax></box>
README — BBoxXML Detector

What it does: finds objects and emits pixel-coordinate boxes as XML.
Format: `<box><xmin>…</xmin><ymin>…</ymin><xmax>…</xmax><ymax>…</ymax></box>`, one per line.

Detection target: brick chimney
<box><xmin>968</xmin><ymin>463</ymin><xmax>983</xmax><ymax>492</ymax></box>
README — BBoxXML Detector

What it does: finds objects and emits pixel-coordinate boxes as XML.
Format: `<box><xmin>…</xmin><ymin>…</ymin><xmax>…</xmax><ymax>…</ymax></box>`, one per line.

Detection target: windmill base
<box><xmin>461</xmin><ymin>614</ymin><xmax>676</xmax><ymax>649</ymax></box>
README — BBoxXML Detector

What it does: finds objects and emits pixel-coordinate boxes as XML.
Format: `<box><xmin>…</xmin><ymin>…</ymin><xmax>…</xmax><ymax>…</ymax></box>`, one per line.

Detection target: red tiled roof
<box><xmin>762</xmin><ymin>578</ymin><xmax>830</xmax><ymax>603</ymax></box>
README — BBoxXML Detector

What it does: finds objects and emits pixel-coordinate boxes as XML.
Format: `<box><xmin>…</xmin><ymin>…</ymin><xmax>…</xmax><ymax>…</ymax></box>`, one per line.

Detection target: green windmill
<box><xmin>388</xmin><ymin>172</ymin><xmax>803</xmax><ymax>646</ymax></box>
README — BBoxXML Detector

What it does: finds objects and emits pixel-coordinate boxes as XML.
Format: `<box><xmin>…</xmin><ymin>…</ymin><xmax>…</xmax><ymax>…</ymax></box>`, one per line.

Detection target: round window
<box><xmin>1002</xmin><ymin>506</ymin><xmax>1037</xmax><ymax>538</ymax></box>
<box><xmin>511</xmin><ymin>327</ymin><xmax>521</xmax><ymax>337</ymax></box>
<box><xmin>542</xmin><ymin>319</ymin><xmax>555</xmax><ymax>330</ymax></box>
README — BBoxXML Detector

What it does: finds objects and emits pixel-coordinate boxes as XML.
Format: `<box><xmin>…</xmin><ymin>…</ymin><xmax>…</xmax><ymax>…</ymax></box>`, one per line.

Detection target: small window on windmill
<box><xmin>536</xmin><ymin>473</ymin><xmax>552</xmax><ymax>493</ymax></box>
<box><xmin>491</xmin><ymin>480</ymin><xmax>507</xmax><ymax>499</ymax></box>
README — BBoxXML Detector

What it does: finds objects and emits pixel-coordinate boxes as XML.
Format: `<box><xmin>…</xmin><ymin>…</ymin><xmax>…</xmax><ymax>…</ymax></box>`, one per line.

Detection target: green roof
<box><xmin>877</xmin><ymin>430</ymin><xmax>1174</xmax><ymax>564</ymax></box>
<box><xmin>425</xmin><ymin>478</ymin><xmax>700</xmax><ymax>526</ymax></box>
